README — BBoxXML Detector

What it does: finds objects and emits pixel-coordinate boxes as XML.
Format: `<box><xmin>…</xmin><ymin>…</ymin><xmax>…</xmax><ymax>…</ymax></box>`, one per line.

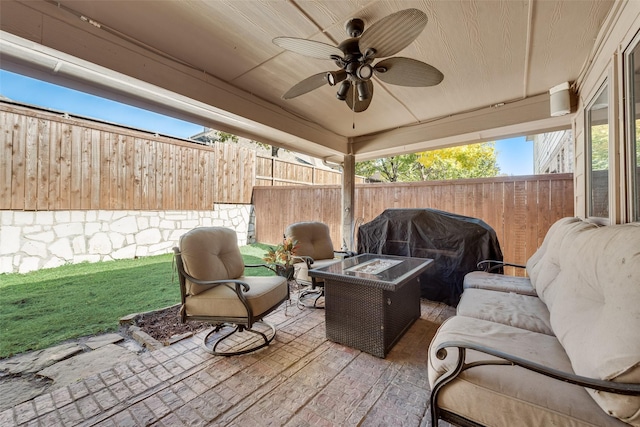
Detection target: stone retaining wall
<box><xmin>0</xmin><ymin>204</ymin><xmax>255</xmax><ymax>274</ymax></box>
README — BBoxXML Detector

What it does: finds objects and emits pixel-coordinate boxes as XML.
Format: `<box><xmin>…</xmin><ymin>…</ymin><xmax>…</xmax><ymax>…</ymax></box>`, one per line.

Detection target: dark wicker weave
<box><xmin>310</xmin><ymin>254</ymin><xmax>433</xmax><ymax>358</ymax></box>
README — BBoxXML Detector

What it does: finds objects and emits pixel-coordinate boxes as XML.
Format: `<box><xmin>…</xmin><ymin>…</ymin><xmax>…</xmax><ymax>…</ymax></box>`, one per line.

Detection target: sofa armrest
<box><xmin>476</xmin><ymin>259</ymin><xmax>526</xmax><ymax>273</ymax></box>
<box><xmin>430</xmin><ymin>340</ymin><xmax>640</xmax><ymax>426</ymax></box>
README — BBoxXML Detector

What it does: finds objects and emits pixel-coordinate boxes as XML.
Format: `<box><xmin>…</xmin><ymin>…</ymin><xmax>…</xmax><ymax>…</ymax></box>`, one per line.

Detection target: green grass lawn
<box><xmin>0</xmin><ymin>243</ymin><xmax>276</xmax><ymax>359</ymax></box>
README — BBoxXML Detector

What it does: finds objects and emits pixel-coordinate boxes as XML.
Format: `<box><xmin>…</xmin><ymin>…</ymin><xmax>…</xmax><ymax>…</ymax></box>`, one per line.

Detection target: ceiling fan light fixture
<box><xmin>356</xmin><ymin>80</ymin><xmax>370</xmax><ymax>101</ymax></box>
<box><xmin>336</xmin><ymin>80</ymin><xmax>351</xmax><ymax>100</ymax></box>
<box><xmin>356</xmin><ymin>64</ymin><xmax>373</xmax><ymax>80</ymax></box>
<box><xmin>327</xmin><ymin>70</ymin><xmax>347</xmax><ymax>86</ymax></box>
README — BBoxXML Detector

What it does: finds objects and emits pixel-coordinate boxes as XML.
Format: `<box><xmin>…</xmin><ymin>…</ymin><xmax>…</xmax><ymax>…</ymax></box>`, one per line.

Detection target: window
<box><xmin>626</xmin><ymin>37</ymin><xmax>640</xmax><ymax>222</ymax></box>
<box><xmin>587</xmin><ymin>84</ymin><xmax>609</xmax><ymax>219</ymax></box>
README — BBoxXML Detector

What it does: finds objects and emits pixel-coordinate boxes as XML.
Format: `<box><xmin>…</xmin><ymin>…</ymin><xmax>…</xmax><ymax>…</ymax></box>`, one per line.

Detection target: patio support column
<box><xmin>341</xmin><ymin>153</ymin><xmax>355</xmax><ymax>251</ymax></box>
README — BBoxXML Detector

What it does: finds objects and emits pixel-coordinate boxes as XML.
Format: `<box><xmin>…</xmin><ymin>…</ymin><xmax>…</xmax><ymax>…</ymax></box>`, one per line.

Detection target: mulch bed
<box><xmin>134</xmin><ymin>305</ymin><xmax>209</xmax><ymax>342</ymax></box>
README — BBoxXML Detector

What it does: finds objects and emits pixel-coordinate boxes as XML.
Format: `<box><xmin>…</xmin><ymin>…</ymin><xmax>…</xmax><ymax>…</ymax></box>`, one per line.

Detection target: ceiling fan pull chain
<box><xmin>352</xmin><ymin>87</ymin><xmax>356</xmax><ymax>129</ymax></box>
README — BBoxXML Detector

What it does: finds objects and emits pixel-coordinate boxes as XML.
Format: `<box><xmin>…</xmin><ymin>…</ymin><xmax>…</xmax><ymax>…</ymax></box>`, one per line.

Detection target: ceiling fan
<box><xmin>273</xmin><ymin>8</ymin><xmax>444</xmax><ymax>113</ymax></box>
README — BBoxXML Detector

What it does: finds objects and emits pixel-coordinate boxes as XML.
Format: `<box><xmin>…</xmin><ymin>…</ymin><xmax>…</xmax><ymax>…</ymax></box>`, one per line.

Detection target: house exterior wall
<box><xmin>573</xmin><ymin>1</ymin><xmax>640</xmax><ymax>223</ymax></box>
<box><xmin>533</xmin><ymin>130</ymin><xmax>574</xmax><ymax>174</ymax></box>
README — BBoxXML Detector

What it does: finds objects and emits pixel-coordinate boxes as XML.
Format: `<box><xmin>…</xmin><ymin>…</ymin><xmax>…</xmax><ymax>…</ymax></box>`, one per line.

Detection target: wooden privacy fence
<box><xmin>255</xmin><ymin>156</ymin><xmax>362</xmax><ymax>186</ymax></box>
<box><xmin>0</xmin><ymin>102</ymin><xmax>349</xmax><ymax>210</ymax></box>
<box><xmin>252</xmin><ymin>174</ymin><xmax>574</xmax><ymax>273</ymax></box>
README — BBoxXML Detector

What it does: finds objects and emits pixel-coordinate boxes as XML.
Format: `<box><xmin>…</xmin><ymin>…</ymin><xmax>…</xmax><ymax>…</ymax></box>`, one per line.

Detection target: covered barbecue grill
<box><xmin>357</xmin><ymin>208</ymin><xmax>503</xmax><ymax>306</ymax></box>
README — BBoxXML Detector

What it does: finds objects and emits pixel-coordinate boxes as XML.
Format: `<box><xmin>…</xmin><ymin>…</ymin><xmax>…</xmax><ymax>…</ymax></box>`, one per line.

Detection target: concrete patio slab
<box><xmin>0</xmin><ymin>300</ymin><xmax>456</xmax><ymax>426</ymax></box>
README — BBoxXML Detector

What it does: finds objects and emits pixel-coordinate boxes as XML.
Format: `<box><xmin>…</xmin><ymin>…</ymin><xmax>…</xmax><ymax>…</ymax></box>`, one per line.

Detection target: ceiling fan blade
<box><xmin>345</xmin><ymin>80</ymin><xmax>374</xmax><ymax>112</ymax></box>
<box><xmin>273</xmin><ymin>37</ymin><xmax>343</xmax><ymax>60</ymax></box>
<box><xmin>282</xmin><ymin>72</ymin><xmax>328</xmax><ymax>99</ymax></box>
<box><xmin>374</xmin><ymin>57</ymin><xmax>443</xmax><ymax>87</ymax></box>
<box><xmin>359</xmin><ymin>9</ymin><xmax>427</xmax><ymax>58</ymax></box>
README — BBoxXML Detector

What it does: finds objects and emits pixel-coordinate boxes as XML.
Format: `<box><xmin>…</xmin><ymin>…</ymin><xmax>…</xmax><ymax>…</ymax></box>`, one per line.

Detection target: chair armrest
<box><xmin>477</xmin><ymin>259</ymin><xmax>526</xmax><ymax>273</ymax></box>
<box><xmin>181</xmin><ymin>271</ymin><xmax>251</xmax><ymax>293</ymax></box>
<box><xmin>245</xmin><ymin>263</ymin><xmax>277</xmax><ymax>271</ymax></box>
<box><xmin>432</xmin><ymin>340</ymin><xmax>640</xmax><ymax>395</ymax></box>
<box><xmin>292</xmin><ymin>255</ymin><xmax>314</xmax><ymax>268</ymax></box>
<box><xmin>335</xmin><ymin>250</ymin><xmax>356</xmax><ymax>258</ymax></box>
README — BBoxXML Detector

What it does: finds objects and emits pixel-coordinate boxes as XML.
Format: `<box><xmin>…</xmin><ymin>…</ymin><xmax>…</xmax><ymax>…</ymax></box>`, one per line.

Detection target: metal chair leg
<box><xmin>202</xmin><ymin>321</ymin><xmax>277</xmax><ymax>356</ymax></box>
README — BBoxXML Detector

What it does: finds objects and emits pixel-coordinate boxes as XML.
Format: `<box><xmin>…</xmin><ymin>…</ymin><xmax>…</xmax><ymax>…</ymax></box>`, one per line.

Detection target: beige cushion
<box><xmin>457</xmin><ymin>288</ymin><xmax>553</xmax><ymax>335</ymax></box>
<box><xmin>293</xmin><ymin>258</ymin><xmax>340</xmax><ymax>284</ymax></box>
<box><xmin>179</xmin><ymin>227</ymin><xmax>245</xmax><ymax>295</ymax></box>
<box><xmin>286</xmin><ymin>221</ymin><xmax>339</xmax><ymax>285</ymax></box>
<box><xmin>526</xmin><ymin>217</ymin><xmax>596</xmax><ymax>294</ymax></box>
<box><xmin>428</xmin><ymin>316</ymin><xmax>630</xmax><ymax>427</ymax></box>
<box><xmin>285</xmin><ymin>221</ymin><xmax>335</xmax><ymax>260</ymax></box>
<box><xmin>184</xmin><ymin>275</ymin><xmax>287</xmax><ymax>319</ymax></box>
<box><xmin>463</xmin><ymin>271</ymin><xmax>536</xmax><ymax>296</ymax></box>
<box><xmin>542</xmin><ymin>222</ymin><xmax>640</xmax><ymax>425</ymax></box>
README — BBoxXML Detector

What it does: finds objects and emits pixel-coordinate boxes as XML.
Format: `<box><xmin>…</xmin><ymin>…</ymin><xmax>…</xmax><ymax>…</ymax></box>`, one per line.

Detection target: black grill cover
<box><xmin>357</xmin><ymin>208</ymin><xmax>503</xmax><ymax>306</ymax></box>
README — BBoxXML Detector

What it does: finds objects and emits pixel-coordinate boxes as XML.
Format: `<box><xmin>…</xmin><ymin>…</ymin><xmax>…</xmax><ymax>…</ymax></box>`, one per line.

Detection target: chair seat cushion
<box><xmin>294</xmin><ymin>258</ymin><xmax>340</xmax><ymax>284</ymax></box>
<box><xmin>463</xmin><ymin>271</ymin><xmax>536</xmax><ymax>296</ymax></box>
<box><xmin>457</xmin><ymin>288</ymin><xmax>553</xmax><ymax>335</ymax></box>
<box><xmin>185</xmin><ymin>275</ymin><xmax>287</xmax><ymax>319</ymax></box>
<box><xmin>428</xmin><ymin>316</ymin><xmax>629</xmax><ymax>427</ymax></box>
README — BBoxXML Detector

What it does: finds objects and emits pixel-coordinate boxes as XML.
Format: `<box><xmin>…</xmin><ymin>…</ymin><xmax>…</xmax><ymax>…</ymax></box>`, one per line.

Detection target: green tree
<box><xmin>590</xmin><ymin>124</ymin><xmax>609</xmax><ymax>171</ymax></box>
<box><xmin>356</xmin><ymin>142</ymin><xmax>500</xmax><ymax>183</ymax></box>
<box><xmin>417</xmin><ymin>142</ymin><xmax>500</xmax><ymax>180</ymax></box>
<box><xmin>215</xmin><ymin>131</ymin><xmax>239</xmax><ymax>143</ymax></box>
<box><xmin>356</xmin><ymin>153</ymin><xmax>424</xmax><ymax>182</ymax></box>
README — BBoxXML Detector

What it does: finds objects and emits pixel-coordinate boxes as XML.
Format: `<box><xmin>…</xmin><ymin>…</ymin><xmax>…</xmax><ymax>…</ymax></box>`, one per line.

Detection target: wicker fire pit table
<box><xmin>309</xmin><ymin>253</ymin><xmax>433</xmax><ymax>358</ymax></box>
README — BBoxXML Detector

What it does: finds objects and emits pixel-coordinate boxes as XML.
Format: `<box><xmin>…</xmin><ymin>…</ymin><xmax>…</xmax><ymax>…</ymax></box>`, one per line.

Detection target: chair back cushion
<box><xmin>285</xmin><ymin>222</ymin><xmax>335</xmax><ymax>260</ymax></box>
<box><xmin>179</xmin><ymin>227</ymin><xmax>245</xmax><ymax>295</ymax></box>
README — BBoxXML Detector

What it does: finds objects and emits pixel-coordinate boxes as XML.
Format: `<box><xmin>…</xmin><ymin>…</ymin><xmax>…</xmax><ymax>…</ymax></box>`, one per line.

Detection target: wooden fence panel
<box><xmin>0</xmin><ymin>111</ymin><xmax>11</xmax><ymax>207</ymax></box>
<box><xmin>2</xmin><ymin>103</ymin><xmax>366</xmax><ymax>210</ymax></box>
<box><xmin>255</xmin><ymin>155</ymin><xmax>362</xmax><ymax>186</ymax></box>
<box><xmin>214</xmin><ymin>143</ymin><xmax>255</xmax><ymax>204</ymax></box>
<box><xmin>253</xmin><ymin>174</ymin><xmax>574</xmax><ymax>274</ymax></box>
<box><xmin>1</xmin><ymin>103</ymin><xmax>225</xmax><ymax>210</ymax></box>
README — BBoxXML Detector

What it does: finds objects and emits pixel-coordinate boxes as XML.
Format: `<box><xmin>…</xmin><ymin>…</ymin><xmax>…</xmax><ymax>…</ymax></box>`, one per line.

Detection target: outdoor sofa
<box><xmin>428</xmin><ymin>217</ymin><xmax>640</xmax><ymax>426</ymax></box>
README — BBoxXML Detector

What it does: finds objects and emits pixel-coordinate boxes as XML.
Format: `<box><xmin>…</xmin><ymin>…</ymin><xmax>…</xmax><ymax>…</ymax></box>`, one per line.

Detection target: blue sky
<box><xmin>0</xmin><ymin>70</ymin><xmax>533</xmax><ymax>175</ymax></box>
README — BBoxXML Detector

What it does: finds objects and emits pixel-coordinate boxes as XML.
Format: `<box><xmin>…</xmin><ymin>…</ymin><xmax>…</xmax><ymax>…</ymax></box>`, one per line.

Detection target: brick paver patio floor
<box><xmin>1</xmin><ymin>299</ymin><xmax>455</xmax><ymax>426</ymax></box>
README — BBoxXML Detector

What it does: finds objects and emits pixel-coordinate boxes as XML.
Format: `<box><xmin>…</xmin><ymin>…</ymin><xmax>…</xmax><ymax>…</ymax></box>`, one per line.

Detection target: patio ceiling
<box><xmin>0</xmin><ymin>0</ymin><xmax>614</xmax><ymax>162</ymax></box>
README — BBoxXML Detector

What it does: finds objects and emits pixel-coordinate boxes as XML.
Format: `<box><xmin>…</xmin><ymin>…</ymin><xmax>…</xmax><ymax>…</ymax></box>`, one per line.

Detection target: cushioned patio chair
<box><xmin>173</xmin><ymin>227</ymin><xmax>288</xmax><ymax>356</ymax></box>
<box><xmin>285</xmin><ymin>221</ymin><xmax>354</xmax><ymax>308</ymax></box>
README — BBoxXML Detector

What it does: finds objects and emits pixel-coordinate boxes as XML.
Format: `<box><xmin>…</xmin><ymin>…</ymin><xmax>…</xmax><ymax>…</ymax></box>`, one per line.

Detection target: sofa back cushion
<box><xmin>546</xmin><ymin>222</ymin><xmax>640</xmax><ymax>425</ymax></box>
<box><xmin>526</xmin><ymin>217</ymin><xmax>595</xmax><ymax>294</ymax></box>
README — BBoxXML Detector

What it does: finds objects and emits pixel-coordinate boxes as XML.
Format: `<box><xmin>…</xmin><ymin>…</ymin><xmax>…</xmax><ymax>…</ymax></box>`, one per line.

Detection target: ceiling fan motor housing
<box><xmin>345</xmin><ymin>18</ymin><xmax>365</xmax><ymax>37</ymax></box>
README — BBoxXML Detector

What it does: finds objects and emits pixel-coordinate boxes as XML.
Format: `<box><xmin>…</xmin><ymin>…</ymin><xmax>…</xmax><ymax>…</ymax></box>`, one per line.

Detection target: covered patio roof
<box><xmin>0</xmin><ymin>0</ymin><xmax>614</xmax><ymax>163</ymax></box>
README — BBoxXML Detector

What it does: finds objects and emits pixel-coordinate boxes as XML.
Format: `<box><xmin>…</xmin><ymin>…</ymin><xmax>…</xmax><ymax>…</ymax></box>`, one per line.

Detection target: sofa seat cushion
<box><xmin>293</xmin><ymin>258</ymin><xmax>340</xmax><ymax>284</ymax></box>
<box><xmin>463</xmin><ymin>271</ymin><xmax>536</xmax><ymax>296</ymax></box>
<box><xmin>428</xmin><ymin>316</ymin><xmax>630</xmax><ymax>427</ymax></box>
<box><xmin>457</xmin><ymin>288</ymin><xmax>553</xmax><ymax>335</ymax></box>
<box><xmin>184</xmin><ymin>275</ymin><xmax>288</xmax><ymax>319</ymax></box>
